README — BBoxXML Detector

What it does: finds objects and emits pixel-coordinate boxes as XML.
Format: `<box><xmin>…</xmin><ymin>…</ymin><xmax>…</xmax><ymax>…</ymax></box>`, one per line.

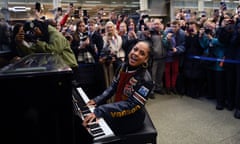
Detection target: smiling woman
<box><xmin>82</xmin><ymin>40</ymin><xmax>154</xmax><ymax>135</ymax></box>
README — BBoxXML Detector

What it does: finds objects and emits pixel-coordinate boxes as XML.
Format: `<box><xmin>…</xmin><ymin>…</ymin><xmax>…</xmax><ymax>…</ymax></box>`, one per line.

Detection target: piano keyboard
<box><xmin>72</xmin><ymin>87</ymin><xmax>116</xmax><ymax>143</ymax></box>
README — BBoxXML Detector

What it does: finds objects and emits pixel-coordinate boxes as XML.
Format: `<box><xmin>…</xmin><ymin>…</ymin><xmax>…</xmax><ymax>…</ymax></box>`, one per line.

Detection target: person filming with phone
<box><xmin>13</xmin><ymin>19</ymin><xmax>78</xmax><ymax>80</ymax></box>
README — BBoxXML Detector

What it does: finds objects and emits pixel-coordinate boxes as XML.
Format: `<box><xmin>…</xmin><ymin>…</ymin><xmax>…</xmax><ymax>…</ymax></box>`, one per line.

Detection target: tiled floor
<box><xmin>146</xmin><ymin>93</ymin><xmax>240</xmax><ymax>144</ymax></box>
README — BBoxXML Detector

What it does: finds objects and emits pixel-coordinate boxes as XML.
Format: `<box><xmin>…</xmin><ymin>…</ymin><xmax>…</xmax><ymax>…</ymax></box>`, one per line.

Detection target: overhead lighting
<box><xmin>128</xmin><ymin>5</ymin><xmax>139</xmax><ymax>8</ymax></box>
<box><xmin>83</xmin><ymin>7</ymin><xmax>92</xmax><ymax>10</ymax></box>
<box><xmin>132</xmin><ymin>1</ymin><xmax>140</xmax><ymax>4</ymax></box>
<box><xmin>85</xmin><ymin>1</ymin><xmax>101</xmax><ymax>4</ymax></box>
<box><xmin>104</xmin><ymin>8</ymin><xmax>114</xmax><ymax>11</ymax></box>
<box><xmin>61</xmin><ymin>0</ymin><xmax>78</xmax><ymax>2</ymax></box>
<box><xmin>8</xmin><ymin>6</ymin><xmax>31</xmax><ymax>12</ymax></box>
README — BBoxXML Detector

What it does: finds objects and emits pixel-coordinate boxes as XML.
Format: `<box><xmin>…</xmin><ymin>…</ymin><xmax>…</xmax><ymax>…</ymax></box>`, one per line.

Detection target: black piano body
<box><xmin>0</xmin><ymin>53</ymin><xmax>75</xmax><ymax>144</ymax></box>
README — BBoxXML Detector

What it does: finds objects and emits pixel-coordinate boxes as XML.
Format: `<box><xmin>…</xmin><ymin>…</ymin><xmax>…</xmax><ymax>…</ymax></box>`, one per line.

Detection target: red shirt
<box><xmin>114</xmin><ymin>71</ymin><xmax>135</xmax><ymax>102</ymax></box>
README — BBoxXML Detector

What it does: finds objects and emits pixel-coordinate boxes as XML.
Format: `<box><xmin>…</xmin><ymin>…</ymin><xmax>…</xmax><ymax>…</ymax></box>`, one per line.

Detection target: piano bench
<box><xmin>114</xmin><ymin>108</ymin><xmax>158</xmax><ymax>144</ymax></box>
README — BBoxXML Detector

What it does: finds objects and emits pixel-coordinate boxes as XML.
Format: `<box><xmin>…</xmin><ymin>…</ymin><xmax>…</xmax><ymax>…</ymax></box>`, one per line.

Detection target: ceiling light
<box><xmin>85</xmin><ymin>1</ymin><xmax>101</xmax><ymax>4</ymax></box>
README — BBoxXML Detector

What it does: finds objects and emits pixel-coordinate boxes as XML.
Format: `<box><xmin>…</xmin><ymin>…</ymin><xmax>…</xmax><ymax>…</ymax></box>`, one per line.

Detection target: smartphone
<box><xmin>83</xmin><ymin>10</ymin><xmax>88</xmax><ymax>17</ymax></box>
<box><xmin>101</xmin><ymin>28</ymin><xmax>105</xmax><ymax>34</ymax></box>
<box><xmin>220</xmin><ymin>2</ymin><xmax>227</xmax><ymax>11</ymax></box>
<box><xmin>35</xmin><ymin>2</ymin><xmax>41</xmax><ymax>12</ymax></box>
<box><xmin>69</xmin><ymin>3</ymin><xmax>74</xmax><ymax>8</ymax></box>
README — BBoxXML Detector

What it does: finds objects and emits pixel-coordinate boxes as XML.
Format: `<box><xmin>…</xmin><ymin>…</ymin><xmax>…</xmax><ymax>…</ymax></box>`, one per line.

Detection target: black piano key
<box><xmin>81</xmin><ymin>105</ymin><xmax>89</xmax><ymax>110</ymax></box>
<box><xmin>88</xmin><ymin>123</ymin><xmax>100</xmax><ymax>129</ymax></box>
<box><xmin>77</xmin><ymin>102</ymin><xmax>86</xmax><ymax>107</ymax></box>
<box><xmin>81</xmin><ymin>108</ymin><xmax>91</xmax><ymax>114</ymax></box>
<box><xmin>91</xmin><ymin>128</ymin><xmax>104</xmax><ymax>135</ymax></box>
<box><xmin>93</xmin><ymin>132</ymin><xmax>106</xmax><ymax>138</ymax></box>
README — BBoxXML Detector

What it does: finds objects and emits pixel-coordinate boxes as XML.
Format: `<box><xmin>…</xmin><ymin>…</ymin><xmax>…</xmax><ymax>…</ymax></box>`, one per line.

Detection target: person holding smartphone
<box><xmin>34</xmin><ymin>2</ymin><xmax>43</xmax><ymax>20</ymax></box>
<box><xmin>127</xmin><ymin>21</ymin><xmax>137</xmax><ymax>40</ymax></box>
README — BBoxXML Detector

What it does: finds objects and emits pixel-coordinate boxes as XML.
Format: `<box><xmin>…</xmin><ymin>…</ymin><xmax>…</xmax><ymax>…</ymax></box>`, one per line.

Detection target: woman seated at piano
<box><xmin>83</xmin><ymin>40</ymin><xmax>154</xmax><ymax>134</ymax></box>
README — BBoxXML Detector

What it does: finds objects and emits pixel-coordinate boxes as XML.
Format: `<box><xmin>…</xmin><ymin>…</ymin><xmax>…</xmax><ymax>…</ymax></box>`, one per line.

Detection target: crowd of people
<box><xmin>165</xmin><ymin>5</ymin><xmax>240</xmax><ymax>120</ymax></box>
<box><xmin>1</xmin><ymin>3</ymin><xmax>240</xmax><ymax>132</ymax></box>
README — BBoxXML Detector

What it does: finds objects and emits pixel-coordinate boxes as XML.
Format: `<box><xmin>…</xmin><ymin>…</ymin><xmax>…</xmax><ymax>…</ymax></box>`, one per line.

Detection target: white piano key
<box><xmin>74</xmin><ymin>87</ymin><xmax>115</xmax><ymax>142</ymax></box>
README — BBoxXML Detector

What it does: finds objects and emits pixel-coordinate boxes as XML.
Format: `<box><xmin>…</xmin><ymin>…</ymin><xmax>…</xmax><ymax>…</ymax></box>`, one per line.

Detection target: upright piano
<box><xmin>0</xmin><ymin>53</ymin><xmax>75</xmax><ymax>144</ymax></box>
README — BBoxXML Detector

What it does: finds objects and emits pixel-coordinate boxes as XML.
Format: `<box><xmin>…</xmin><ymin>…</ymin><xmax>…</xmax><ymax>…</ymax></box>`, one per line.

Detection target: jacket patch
<box><xmin>123</xmin><ymin>83</ymin><xmax>133</xmax><ymax>97</ymax></box>
<box><xmin>133</xmin><ymin>92</ymin><xmax>146</xmax><ymax>105</ymax></box>
<box><xmin>138</xmin><ymin>86</ymin><xmax>149</xmax><ymax>97</ymax></box>
<box><xmin>129</xmin><ymin>77</ymin><xmax>137</xmax><ymax>85</ymax></box>
<box><xmin>123</xmin><ymin>77</ymin><xmax>137</xmax><ymax>97</ymax></box>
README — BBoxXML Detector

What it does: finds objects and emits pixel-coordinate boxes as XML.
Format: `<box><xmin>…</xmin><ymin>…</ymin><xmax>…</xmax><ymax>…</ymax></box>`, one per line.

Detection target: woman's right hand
<box><xmin>87</xmin><ymin>99</ymin><xmax>96</xmax><ymax>107</ymax></box>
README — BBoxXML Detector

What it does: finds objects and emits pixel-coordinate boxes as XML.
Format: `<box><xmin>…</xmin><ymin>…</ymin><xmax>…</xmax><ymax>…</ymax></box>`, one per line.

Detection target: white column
<box><xmin>198</xmin><ymin>0</ymin><xmax>204</xmax><ymax>12</ymax></box>
<box><xmin>1</xmin><ymin>0</ymin><xmax>9</xmax><ymax>21</ymax></box>
<box><xmin>170</xmin><ymin>0</ymin><xmax>175</xmax><ymax>21</ymax></box>
<box><xmin>2</xmin><ymin>0</ymin><xmax>8</xmax><ymax>8</ymax></box>
<box><xmin>140</xmin><ymin>0</ymin><xmax>148</xmax><ymax>11</ymax></box>
<box><xmin>53</xmin><ymin>0</ymin><xmax>61</xmax><ymax>9</ymax></box>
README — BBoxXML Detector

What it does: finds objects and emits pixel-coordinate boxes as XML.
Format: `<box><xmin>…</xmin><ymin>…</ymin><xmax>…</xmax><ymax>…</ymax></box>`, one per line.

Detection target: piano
<box><xmin>72</xmin><ymin>87</ymin><xmax>119</xmax><ymax>143</ymax></box>
<box><xmin>0</xmin><ymin>53</ymin><xmax>75</xmax><ymax>144</ymax></box>
<box><xmin>72</xmin><ymin>87</ymin><xmax>158</xmax><ymax>144</ymax></box>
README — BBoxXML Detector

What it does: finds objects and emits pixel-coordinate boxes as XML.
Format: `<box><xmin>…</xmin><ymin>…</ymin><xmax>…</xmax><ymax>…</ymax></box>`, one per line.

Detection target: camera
<box><xmin>128</xmin><ymin>27</ymin><xmax>133</xmax><ymax>31</ymax></box>
<box><xmin>24</xmin><ymin>31</ymin><xmax>37</xmax><ymax>42</ymax></box>
<box><xmin>23</xmin><ymin>21</ymin><xmax>38</xmax><ymax>42</ymax></box>
<box><xmin>100</xmin><ymin>44</ymin><xmax>117</xmax><ymax>63</ymax></box>
<box><xmin>78</xmin><ymin>33</ymin><xmax>88</xmax><ymax>48</ymax></box>
<box><xmin>105</xmin><ymin>51</ymin><xmax>113</xmax><ymax>61</ymax></box>
<box><xmin>205</xmin><ymin>28</ymin><xmax>213</xmax><ymax>35</ymax></box>
<box><xmin>65</xmin><ymin>35</ymin><xmax>72</xmax><ymax>41</ymax></box>
<box><xmin>101</xmin><ymin>28</ymin><xmax>105</xmax><ymax>34</ymax></box>
<box><xmin>80</xmin><ymin>34</ymin><xmax>88</xmax><ymax>42</ymax></box>
<box><xmin>101</xmin><ymin>50</ymin><xmax>116</xmax><ymax>63</ymax></box>
<box><xmin>186</xmin><ymin>27</ymin><xmax>194</xmax><ymax>33</ymax></box>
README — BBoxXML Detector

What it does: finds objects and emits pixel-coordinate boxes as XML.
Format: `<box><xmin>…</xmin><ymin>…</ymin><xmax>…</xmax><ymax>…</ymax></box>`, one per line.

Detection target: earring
<box><xmin>142</xmin><ymin>62</ymin><xmax>148</xmax><ymax>68</ymax></box>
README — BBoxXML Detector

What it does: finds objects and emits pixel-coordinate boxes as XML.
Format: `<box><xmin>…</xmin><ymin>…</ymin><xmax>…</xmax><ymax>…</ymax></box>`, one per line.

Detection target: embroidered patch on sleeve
<box><xmin>138</xmin><ymin>86</ymin><xmax>149</xmax><ymax>97</ymax></box>
<box><xmin>129</xmin><ymin>77</ymin><xmax>137</xmax><ymax>85</ymax></box>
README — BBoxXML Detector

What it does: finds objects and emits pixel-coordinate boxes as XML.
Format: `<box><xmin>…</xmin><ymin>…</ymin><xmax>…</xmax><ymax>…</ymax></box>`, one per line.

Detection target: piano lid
<box><xmin>0</xmin><ymin>53</ymin><xmax>72</xmax><ymax>77</ymax></box>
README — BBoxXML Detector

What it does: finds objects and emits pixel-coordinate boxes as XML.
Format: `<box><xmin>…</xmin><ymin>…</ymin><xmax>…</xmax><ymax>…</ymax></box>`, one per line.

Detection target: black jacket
<box><xmin>93</xmin><ymin>63</ymin><xmax>154</xmax><ymax>134</ymax></box>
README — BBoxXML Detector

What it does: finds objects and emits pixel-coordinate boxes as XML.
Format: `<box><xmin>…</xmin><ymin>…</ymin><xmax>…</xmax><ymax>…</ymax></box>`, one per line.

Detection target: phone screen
<box><xmin>35</xmin><ymin>2</ymin><xmax>41</xmax><ymax>12</ymax></box>
<box><xmin>220</xmin><ymin>2</ymin><xmax>227</xmax><ymax>10</ymax></box>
